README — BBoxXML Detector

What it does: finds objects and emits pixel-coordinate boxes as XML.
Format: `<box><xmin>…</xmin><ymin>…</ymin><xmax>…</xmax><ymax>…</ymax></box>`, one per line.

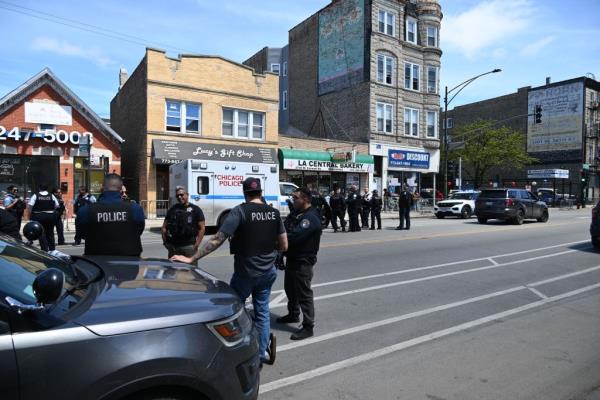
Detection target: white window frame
<box><xmin>221</xmin><ymin>108</ymin><xmax>265</xmax><ymax>141</ymax></box>
<box><xmin>376</xmin><ymin>54</ymin><xmax>395</xmax><ymax>85</ymax></box>
<box><xmin>404</xmin><ymin>107</ymin><xmax>420</xmax><ymax>137</ymax></box>
<box><xmin>165</xmin><ymin>100</ymin><xmax>201</xmax><ymax>134</ymax></box>
<box><xmin>378</xmin><ymin>10</ymin><xmax>395</xmax><ymax>36</ymax></box>
<box><xmin>427</xmin><ymin>66</ymin><xmax>438</xmax><ymax>94</ymax></box>
<box><xmin>426</xmin><ymin>111</ymin><xmax>438</xmax><ymax>138</ymax></box>
<box><xmin>426</xmin><ymin>26</ymin><xmax>438</xmax><ymax>47</ymax></box>
<box><xmin>443</xmin><ymin>117</ymin><xmax>454</xmax><ymax>129</ymax></box>
<box><xmin>271</xmin><ymin>63</ymin><xmax>280</xmax><ymax>75</ymax></box>
<box><xmin>404</xmin><ymin>62</ymin><xmax>421</xmax><ymax>91</ymax></box>
<box><xmin>376</xmin><ymin>102</ymin><xmax>394</xmax><ymax>134</ymax></box>
<box><xmin>282</xmin><ymin>61</ymin><xmax>288</xmax><ymax>77</ymax></box>
<box><xmin>282</xmin><ymin>90</ymin><xmax>288</xmax><ymax>110</ymax></box>
<box><xmin>406</xmin><ymin>17</ymin><xmax>417</xmax><ymax>44</ymax></box>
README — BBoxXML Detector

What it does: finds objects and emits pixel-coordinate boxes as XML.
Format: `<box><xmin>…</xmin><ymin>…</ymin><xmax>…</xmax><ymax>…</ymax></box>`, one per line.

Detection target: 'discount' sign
<box><xmin>388</xmin><ymin>149</ymin><xmax>430</xmax><ymax>169</ymax></box>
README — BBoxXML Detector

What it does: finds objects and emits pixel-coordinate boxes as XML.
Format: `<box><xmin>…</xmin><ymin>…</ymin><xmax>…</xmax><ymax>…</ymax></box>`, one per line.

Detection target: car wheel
<box><xmin>592</xmin><ymin>236</ymin><xmax>600</xmax><ymax>250</ymax></box>
<box><xmin>537</xmin><ymin>210</ymin><xmax>549</xmax><ymax>223</ymax></box>
<box><xmin>477</xmin><ymin>217</ymin><xmax>487</xmax><ymax>224</ymax></box>
<box><xmin>460</xmin><ymin>206</ymin><xmax>471</xmax><ymax>219</ymax></box>
<box><xmin>436</xmin><ymin>213</ymin><xmax>445</xmax><ymax>219</ymax></box>
<box><xmin>513</xmin><ymin>210</ymin><xmax>525</xmax><ymax>225</ymax></box>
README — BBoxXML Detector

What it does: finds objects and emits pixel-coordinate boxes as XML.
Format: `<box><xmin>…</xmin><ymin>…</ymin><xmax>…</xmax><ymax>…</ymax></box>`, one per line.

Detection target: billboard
<box><xmin>318</xmin><ymin>0</ymin><xmax>365</xmax><ymax>95</ymax></box>
<box><xmin>388</xmin><ymin>149</ymin><xmax>431</xmax><ymax>170</ymax></box>
<box><xmin>527</xmin><ymin>81</ymin><xmax>584</xmax><ymax>153</ymax></box>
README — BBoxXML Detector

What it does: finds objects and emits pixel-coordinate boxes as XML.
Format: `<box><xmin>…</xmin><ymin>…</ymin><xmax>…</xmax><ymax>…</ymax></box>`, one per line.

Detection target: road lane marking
<box><xmin>269</xmin><ymin>292</ymin><xmax>287</xmax><ymax>307</ymax></box>
<box><xmin>487</xmin><ymin>258</ymin><xmax>499</xmax><ymax>265</ymax></box>
<box><xmin>269</xmin><ymin>249</ymin><xmax>580</xmax><ymax>308</ymax></box>
<box><xmin>260</xmin><ymin>281</ymin><xmax>600</xmax><ymax>394</ymax></box>
<box><xmin>276</xmin><ymin>264</ymin><xmax>600</xmax><ymax>353</ymax></box>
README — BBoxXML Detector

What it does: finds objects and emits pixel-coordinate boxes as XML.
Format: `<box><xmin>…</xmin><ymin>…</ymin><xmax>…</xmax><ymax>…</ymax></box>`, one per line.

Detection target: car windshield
<box><xmin>0</xmin><ymin>236</ymin><xmax>77</xmax><ymax>304</ymax></box>
<box><xmin>450</xmin><ymin>193</ymin><xmax>477</xmax><ymax>200</ymax></box>
<box><xmin>479</xmin><ymin>190</ymin><xmax>507</xmax><ymax>199</ymax></box>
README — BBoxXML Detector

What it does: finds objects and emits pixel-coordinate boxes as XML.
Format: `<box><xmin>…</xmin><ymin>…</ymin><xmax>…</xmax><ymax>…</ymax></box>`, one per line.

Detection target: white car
<box><xmin>434</xmin><ymin>191</ymin><xmax>480</xmax><ymax>219</ymax></box>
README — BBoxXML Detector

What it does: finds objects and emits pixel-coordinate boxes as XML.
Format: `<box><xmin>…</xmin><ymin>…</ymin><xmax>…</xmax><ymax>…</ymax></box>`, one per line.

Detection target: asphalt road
<box><xmin>59</xmin><ymin>208</ymin><xmax>600</xmax><ymax>400</ymax></box>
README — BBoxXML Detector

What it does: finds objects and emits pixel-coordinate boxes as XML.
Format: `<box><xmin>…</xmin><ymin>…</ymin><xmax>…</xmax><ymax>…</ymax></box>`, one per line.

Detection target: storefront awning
<box><xmin>278</xmin><ymin>148</ymin><xmax>374</xmax><ymax>164</ymax></box>
<box><xmin>152</xmin><ymin>139</ymin><xmax>278</xmax><ymax>165</ymax></box>
<box><xmin>279</xmin><ymin>148</ymin><xmax>374</xmax><ymax>173</ymax></box>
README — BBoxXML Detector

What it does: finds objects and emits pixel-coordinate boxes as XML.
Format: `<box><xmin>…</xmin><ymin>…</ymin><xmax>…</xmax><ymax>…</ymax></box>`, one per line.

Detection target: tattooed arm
<box><xmin>170</xmin><ymin>231</ymin><xmax>230</xmax><ymax>264</ymax></box>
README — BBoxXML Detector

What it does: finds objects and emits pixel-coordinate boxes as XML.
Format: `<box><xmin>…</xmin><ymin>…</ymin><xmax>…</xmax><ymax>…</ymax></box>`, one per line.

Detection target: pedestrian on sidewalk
<box><xmin>382</xmin><ymin>188</ymin><xmax>390</xmax><ymax>212</ymax></box>
<box><xmin>346</xmin><ymin>186</ymin><xmax>361</xmax><ymax>232</ymax></box>
<box><xmin>3</xmin><ymin>185</ymin><xmax>25</xmax><ymax>227</ymax></box>
<box><xmin>360</xmin><ymin>187</ymin><xmax>371</xmax><ymax>229</ymax></box>
<box><xmin>73</xmin><ymin>186</ymin><xmax>96</xmax><ymax>246</ymax></box>
<box><xmin>24</xmin><ymin>183</ymin><xmax>59</xmax><ymax>251</ymax></box>
<box><xmin>396</xmin><ymin>185</ymin><xmax>414</xmax><ymax>231</ymax></box>
<box><xmin>53</xmin><ymin>188</ymin><xmax>66</xmax><ymax>245</ymax></box>
<box><xmin>171</xmin><ymin>177</ymin><xmax>288</xmax><ymax>365</ymax></box>
<box><xmin>278</xmin><ymin>187</ymin><xmax>322</xmax><ymax>341</ymax></box>
<box><xmin>329</xmin><ymin>187</ymin><xmax>346</xmax><ymax>232</ymax></box>
<box><xmin>162</xmin><ymin>186</ymin><xmax>206</xmax><ymax>264</ymax></box>
<box><xmin>369</xmin><ymin>190</ymin><xmax>382</xmax><ymax>230</ymax></box>
<box><xmin>76</xmin><ymin>174</ymin><xmax>145</xmax><ymax>257</ymax></box>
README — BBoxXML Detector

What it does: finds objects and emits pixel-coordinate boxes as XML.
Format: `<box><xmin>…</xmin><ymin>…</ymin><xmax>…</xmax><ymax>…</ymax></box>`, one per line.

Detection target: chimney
<box><xmin>545</xmin><ymin>77</ymin><xmax>551</xmax><ymax>85</ymax></box>
<box><xmin>119</xmin><ymin>68</ymin><xmax>129</xmax><ymax>89</ymax></box>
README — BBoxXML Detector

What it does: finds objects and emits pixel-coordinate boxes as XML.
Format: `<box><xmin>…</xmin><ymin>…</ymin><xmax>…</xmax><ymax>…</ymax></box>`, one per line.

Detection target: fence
<box><xmin>139</xmin><ymin>200</ymin><xmax>170</xmax><ymax>219</ymax></box>
<box><xmin>417</xmin><ymin>198</ymin><xmax>434</xmax><ymax>215</ymax></box>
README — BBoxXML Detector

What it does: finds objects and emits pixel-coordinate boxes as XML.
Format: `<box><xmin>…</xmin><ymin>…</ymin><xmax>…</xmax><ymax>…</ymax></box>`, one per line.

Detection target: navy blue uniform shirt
<box><xmin>76</xmin><ymin>191</ymin><xmax>145</xmax><ymax>238</ymax></box>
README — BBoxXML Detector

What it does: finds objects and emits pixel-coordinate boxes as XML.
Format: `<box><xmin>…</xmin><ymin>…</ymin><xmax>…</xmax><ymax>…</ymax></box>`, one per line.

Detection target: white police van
<box><xmin>434</xmin><ymin>190</ymin><xmax>480</xmax><ymax>219</ymax></box>
<box><xmin>170</xmin><ymin>159</ymin><xmax>297</xmax><ymax>228</ymax></box>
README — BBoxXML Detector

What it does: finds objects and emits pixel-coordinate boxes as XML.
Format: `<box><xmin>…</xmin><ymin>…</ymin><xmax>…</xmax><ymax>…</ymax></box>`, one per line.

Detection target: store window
<box><xmin>0</xmin><ymin>155</ymin><xmax>59</xmax><ymax>199</ymax></box>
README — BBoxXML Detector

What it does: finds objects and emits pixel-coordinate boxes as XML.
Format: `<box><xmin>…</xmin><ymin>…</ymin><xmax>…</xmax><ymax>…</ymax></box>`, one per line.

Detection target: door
<box><xmin>0</xmin><ymin>301</ymin><xmax>19</xmax><ymax>399</ymax></box>
<box><xmin>193</xmin><ymin>173</ymin><xmax>215</xmax><ymax>225</ymax></box>
<box><xmin>519</xmin><ymin>190</ymin><xmax>534</xmax><ymax>217</ymax></box>
<box><xmin>528</xmin><ymin>191</ymin><xmax>543</xmax><ymax>218</ymax></box>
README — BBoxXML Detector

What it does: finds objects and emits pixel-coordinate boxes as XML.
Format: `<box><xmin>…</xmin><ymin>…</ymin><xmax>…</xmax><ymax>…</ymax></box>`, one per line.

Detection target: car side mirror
<box><xmin>33</xmin><ymin>268</ymin><xmax>65</xmax><ymax>305</ymax></box>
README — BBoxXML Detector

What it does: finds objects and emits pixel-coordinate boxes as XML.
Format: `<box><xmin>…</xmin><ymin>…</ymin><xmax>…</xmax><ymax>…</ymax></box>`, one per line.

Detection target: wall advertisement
<box><xmin>527</xmin><ymin>81</ymin><xmax>584</xmax><ymax>153</ymax></box>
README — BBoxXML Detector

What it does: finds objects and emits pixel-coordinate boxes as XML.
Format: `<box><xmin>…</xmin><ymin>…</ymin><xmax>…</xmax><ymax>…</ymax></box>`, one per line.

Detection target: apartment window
<box><xmin>377</xmin><ymin>54</ymin><xmax>395</xmax><ymax>85</ymax></box>
<box><xmin>404</xmin><ymin>107</ymin><xmax>419</xmax><ymax>137</ymax></box>
<box><xmin>222</xmin><ymin>108</ymin><xmax>265</xmax><ymax>140</ymax></box>
<box><xmin>443</xmin><ymin>117</ymin><xmax>454</xmax><ymax>129</ymax></box>
<box><xmin>427</xmin><ymin>26</ymin><xmax>438</xmax><ymax>47</ymax></box>
<box><xmin>406</xmin><ymin>17</ymin><xmax>417</xmax><ymax>44</ymax></box>
<box><xmin>427</xmin><ymin>66</ymin><xmax>438</xmax><ymax>93</ymax></box>
<box><xmin>165</xmin><ymin>100</ymin><xmax>201</xmax><ymax>133</ymax></box>
<box><xmin>404</xmin><ymin>62</ymin><xmax>420</xmax><ymax>91</ymax></box>
<box><xmin>271</xmin><ymin>63</ymin><xmax>280</xmax><ymax>75</ymax></box>
<box><xmin>283</xmin><ymin>61</ymin><xmax>288</xmax><ymax>77</ymax></box>
<box><xmin>426</xmin><ymin>111</ymin><xmax>437</xmax><ymax>138</ymax></box>
<box><xmin>376</xmin><ymin>102</ymin><xmax>393</xmax><ymax>134</ymax></box>
<box><xmin>378</xmin><ymin>10</ymin><xmax>395</xmax><ymax>36</ymax></box>
<box><xmin>282</xmin><ymin>90</ymin><xmax>288</xmax><ymax>110</ymax></box>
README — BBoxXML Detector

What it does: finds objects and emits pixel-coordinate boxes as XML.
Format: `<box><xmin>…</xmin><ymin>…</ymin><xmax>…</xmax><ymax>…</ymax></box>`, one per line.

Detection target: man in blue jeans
<box><xmin>171</xmin><ymin>178</ymin><xmax>288</xmax><ymax>366</ymax></box>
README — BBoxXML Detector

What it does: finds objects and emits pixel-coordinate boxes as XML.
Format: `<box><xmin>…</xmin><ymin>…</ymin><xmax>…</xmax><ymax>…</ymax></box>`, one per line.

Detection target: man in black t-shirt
<box><xmin>162</xmin><ymin>187</ymin><xmax>206</xmax><ymax>263</ymax></box>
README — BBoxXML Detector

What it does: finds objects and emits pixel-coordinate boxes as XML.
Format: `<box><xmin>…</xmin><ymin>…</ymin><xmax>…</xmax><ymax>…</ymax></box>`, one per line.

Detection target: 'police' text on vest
<box><xmin>251</xmin><ymin>211</ymin><xmax>276</xmax><ymax>221</ymax></box>
<box><xmin>97</xmin><ymin>211</ymin><xmax>128</xmax><ymax>223</ymax></box>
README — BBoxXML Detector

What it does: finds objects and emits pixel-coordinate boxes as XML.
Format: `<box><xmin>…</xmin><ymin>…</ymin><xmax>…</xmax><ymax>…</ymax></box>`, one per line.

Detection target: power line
<box><xmin>0</xmin><ymin>1</ymin><xmax>194</xmax><ymax>54</ymax></box>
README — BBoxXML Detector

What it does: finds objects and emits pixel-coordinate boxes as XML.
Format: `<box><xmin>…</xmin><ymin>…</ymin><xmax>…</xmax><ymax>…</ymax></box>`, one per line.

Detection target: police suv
<box><xmin>434</xmin><ymin>190</ymin><xmax>480</xmax><ymax>219</ymax></box>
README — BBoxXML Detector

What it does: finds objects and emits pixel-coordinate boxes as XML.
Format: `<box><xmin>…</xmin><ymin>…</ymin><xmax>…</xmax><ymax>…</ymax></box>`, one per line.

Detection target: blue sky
<box><xmin>0</xmin><ymin>0</ymin><xmax>598</xmax><ymax>118</ymax></box>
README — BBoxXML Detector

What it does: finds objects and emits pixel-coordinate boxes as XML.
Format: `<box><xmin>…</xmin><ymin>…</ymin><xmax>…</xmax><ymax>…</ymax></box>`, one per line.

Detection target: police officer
<box><xmin>396</xmin><ymin>185</ymin><xmax>414</xmax><ymax>230</ymax></box>
<box><xmin>369</xmin><ymin>190</ymin><xmax>383</xmax><ymax>230</ymax></box>
<box><xmin>76</xmin><ymin>174</ymin><xmax>145</xmax><ymax>256</ymax></box>
<box><xmin>171</xmin><ymin>177</ymin><xmax>288</xmax><ymax>365</ymax></box>
<box><xmin>4</xmin><ymin>185</ymin><xmax>25</xmax><ymax>227</ymax></box>
<box><xmin>73</xmin><ymin>186</ymin><xmax>96</xmax><ymax>246</ymax></box>
<box><xmin>53</xmin><ymin>188</ymin><xmax>66</xmax><ymax>245</ymax></box>
<box><xmin>345</xmin><ymin>186</ymin><xmax>361</xmax><ymax>232</ymax></box>
<box><xmin>162</xmin><ymin>186</ymin><xmax>206</xmax><ymax>263</ymax></box>
<box><xmin>360</xmin><ymin>187</ymin><xmax>371</xmax><ymax>229</ymax></box>
<box><xmin>277</xmin><ymin>187</ymin><xmax>322</xmax><ymax>340</ymax></box>
<box><xmin>25</xmin><ymin>183</ymin><xmax>59</xmax><ymax>251</ymax></box>
<box><xmin>329</xmin><ymin>187</ymin><xmax>346</xmax><ymax>232</ymax></box>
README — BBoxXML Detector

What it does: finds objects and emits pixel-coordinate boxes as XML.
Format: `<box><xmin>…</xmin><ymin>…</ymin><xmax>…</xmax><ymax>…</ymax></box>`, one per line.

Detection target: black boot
<box><xmin>290</xmin><ymin>326</ymin><xmax>314</xmax><ymax>341</ymax></box>
<box><xmin>276</xmin><ymin>314</ymin><xmax>300</xmax><ymax>324</ymax></box>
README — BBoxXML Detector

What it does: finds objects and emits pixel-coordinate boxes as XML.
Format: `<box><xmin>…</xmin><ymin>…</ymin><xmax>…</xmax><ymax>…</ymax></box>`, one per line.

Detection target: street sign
<box><xmin>583</xmin><ymin>164</ymin><xmax>590</xmax><ymax>170</ymax></box>
<box><xmin>79</xmin><ymin>135</ymin><xmax>90</xmax><ymax>154</ymax></box>
<box><xmin>527</xmin><ymin>169</ymin><xmax>569</xmax><ymax>179</ymax></box>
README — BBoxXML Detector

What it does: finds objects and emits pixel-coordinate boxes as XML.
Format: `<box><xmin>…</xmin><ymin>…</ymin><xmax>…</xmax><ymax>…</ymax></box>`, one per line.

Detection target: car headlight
<box><xmin>206</xmin><ymin>308</ymin><xmax>253</xmax><ymax>347</ymax></box>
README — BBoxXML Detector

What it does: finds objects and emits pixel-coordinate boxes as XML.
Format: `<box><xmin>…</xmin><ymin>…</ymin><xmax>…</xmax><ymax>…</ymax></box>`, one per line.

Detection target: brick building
<box><xmin>282</xmin><ymin>0</ymin><xmax>442</xmax><ymax>194</ymax></box>
<box><xmin>0</xmin><ymin>68</ymin><xmax>123</xmax><ymax>208</ymax></box>
<box><xmin>110</xmin><ymin>48</ymin><xmax>280</xmax><ymax>208</ymax></box>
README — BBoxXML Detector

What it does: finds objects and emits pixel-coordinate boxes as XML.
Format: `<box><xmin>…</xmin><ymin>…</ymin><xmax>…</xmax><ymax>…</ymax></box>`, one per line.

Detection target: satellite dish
<box><xmin>585</xmin><ymin>72</ymin><xmax>596</xmax><ymax>80</ymax></box>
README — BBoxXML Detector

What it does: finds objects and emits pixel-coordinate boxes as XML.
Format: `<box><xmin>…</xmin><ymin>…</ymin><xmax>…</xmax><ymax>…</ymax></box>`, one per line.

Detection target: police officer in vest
<box><xmin>345</xmin><ymin>186</ymin><xmax>361</xmax><ymax>232</ymax></box>
<box><xmin>171</xmin><ymin>177</ymin><xmax>288</xmax><ymax>365</ymax></box>
<box><xmin>25</xmin><ymin>183</ymin><xmax>59</xmax><ymax>251</ymax></box>
<box><xmin>76</xmin><ymin>174</ymin><xmax>145</xmax><ymax>257</ymax></box>
<box><xmin>277</xmin><ymin>187</ymin><xmax>322</xmax><ymax>340</ymax></box>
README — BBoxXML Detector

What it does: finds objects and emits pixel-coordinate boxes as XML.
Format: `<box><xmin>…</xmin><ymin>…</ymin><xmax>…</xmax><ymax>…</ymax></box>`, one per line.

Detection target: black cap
<box><xmin>242</xmin><ymin>177</ymin><xmax>262</xmax><ymax>193</ymax></box>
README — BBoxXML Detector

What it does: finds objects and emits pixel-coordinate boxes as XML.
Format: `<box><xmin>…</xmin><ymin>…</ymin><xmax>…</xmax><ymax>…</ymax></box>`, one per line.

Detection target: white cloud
<box><xmin>442</xmin><ymin>0</ymin><xmax>536</xmax><ymax>58</ymax></box>
<box><xmin>520</xmin><ymin>36</ymin><xmax>556</xmax><ymax>56</ymax></box>
<box><xmin>492</xmin><ymin>48</ymin><xmax>508</xmax><ymax>59</ymax></box>
<box><xmin>31</xmin><ymin>37</ymin><xmax>113</xmax><ymax>67</ymax></box>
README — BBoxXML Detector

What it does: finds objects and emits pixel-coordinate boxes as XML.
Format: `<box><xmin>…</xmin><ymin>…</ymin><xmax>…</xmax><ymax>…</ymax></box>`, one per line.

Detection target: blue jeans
<box><xmin>230</xmin><ymin>267</ymin><xmax>277</xmax><ymax>361</ymax></box>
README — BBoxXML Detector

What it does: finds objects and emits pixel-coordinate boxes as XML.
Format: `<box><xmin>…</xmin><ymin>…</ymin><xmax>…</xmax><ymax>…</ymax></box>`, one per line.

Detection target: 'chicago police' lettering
<box><xmin>97</xmin><ymin>211</ymin><xmax>128</xmax><ymax>223</ymax></box>
<box><xmin>251</xmin><ymin>211</ymin><xmax>276</xmax><ymax>221</ymax></box>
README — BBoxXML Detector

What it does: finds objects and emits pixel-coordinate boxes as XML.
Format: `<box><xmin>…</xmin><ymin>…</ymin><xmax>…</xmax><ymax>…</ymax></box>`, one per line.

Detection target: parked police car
<box><xmin>434</xmin><ymin>191</ymin><xmax>480</xmax><ymax>219</ymax></box>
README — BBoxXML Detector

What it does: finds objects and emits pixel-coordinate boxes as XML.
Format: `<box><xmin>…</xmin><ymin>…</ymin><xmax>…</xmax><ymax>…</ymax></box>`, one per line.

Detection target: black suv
<box><xmin>0</xmin><ymin>235</ymin><xmax>260</xmax><ymax>400</ymax></box>
<box><xmin>591</xmin><ymin>202</ymin><xmax>600</xmax><ymax>249</ymax></box>
<box><xmin>475</xmin><ymin>188</ymin><xmax>549</xmax><ymax>225</ymax></box>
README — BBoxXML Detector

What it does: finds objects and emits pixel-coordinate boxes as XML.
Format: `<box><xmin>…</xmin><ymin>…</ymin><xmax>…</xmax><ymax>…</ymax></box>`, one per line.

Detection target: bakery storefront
<box><xmin>279</xmin><ymin>149</ymin><xmax>374</xmax><ymax>193</ymax></box>
<box><xmin>0</xmin><ymin>69</ymin><xmax>123</xmax><ymax>207</ymax></box>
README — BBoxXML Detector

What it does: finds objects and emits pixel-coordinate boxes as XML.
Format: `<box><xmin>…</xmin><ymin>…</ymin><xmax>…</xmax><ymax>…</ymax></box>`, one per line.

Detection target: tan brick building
<box><xmin>110</xmin><ymin>48</ymin><xmax>279</xmax><ymax>208</ymax></box>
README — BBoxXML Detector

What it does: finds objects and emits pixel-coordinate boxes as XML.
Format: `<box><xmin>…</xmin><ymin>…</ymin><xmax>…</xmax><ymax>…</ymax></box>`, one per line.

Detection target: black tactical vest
<box><xmin>32</xmin><ymin>193</ymin><xmax>55</xmax><ymax>212</ymax></box>
<box><xmin>229</xmin><ymin>203</ymin><xmax>281</xmax><ymax>257</ymax></box>
<box><xmin>84</xmin><ymin>202</ymin><xmax>142</xmax><ymax>257</ymax></box>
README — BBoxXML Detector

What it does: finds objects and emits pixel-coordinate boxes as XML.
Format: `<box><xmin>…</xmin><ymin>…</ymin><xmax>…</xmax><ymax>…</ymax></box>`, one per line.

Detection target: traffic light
<box><xmin>581</xmin><ymin>170</ymin><xmax>588</xmax><ymax>185</ymax></box>
<box><xmin>447</xmin><ymin>160</ymin><xmax>455</xmax><ymax>175</ymax></box>
<box><xmin>534</xmin><ymin>105</ymin><xmax>542</xmax><ymax>124</ymax></box>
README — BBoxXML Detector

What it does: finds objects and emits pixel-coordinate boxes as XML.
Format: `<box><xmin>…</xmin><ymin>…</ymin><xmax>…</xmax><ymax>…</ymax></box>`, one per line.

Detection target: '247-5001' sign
<box><xmin>388</xmin><ymin>149</ymin><xmax>430</xmax><ymax>169</ymax></box>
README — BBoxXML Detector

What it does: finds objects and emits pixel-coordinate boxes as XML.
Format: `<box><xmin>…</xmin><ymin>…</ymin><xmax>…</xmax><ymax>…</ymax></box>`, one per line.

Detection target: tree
<box><xmin>449</xmin><ymin>120</ymin><xmax>536</xmax><ymax>189</ymax></box>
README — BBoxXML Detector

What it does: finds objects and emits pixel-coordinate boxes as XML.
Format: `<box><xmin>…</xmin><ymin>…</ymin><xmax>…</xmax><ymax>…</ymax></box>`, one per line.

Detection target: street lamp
<box><xmin>443</xmin><ymin>68</ymin><xmax>501</xmax><ymax>196</ymax></box>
